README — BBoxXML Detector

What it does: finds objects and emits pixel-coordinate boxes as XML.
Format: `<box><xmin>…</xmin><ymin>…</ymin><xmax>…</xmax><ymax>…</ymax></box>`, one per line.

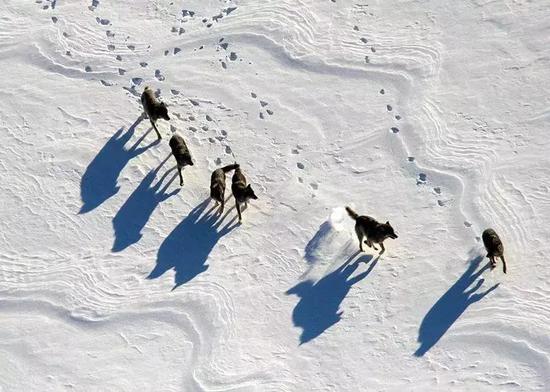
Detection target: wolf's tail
<box><xmin>346</xmin><ymin>206</ymin><xmax>358</xmax><ymax>220</ymax></box>
<box><xmin>222</xmin><ymin>163</ymin><xmax>239</xmax><ymax>173</ymax></box>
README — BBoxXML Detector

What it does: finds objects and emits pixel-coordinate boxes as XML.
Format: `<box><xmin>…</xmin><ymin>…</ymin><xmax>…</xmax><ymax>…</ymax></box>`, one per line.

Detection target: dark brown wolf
<box><xmin>231</xmin><ymin>166</ymin><xmax>258</xmax><ymax>222</ymax></box>
<box><xmin>210</xmin><ymin>163</ymin><xmax>239</xmax><ymax>214</ymax></box>
<box><xmin>141</xmin><ymin>86</ymin><xmax>169</xmax><ymax>140</ymax></box>
<box><xmin>169</xmin><ymin>134</ymin><xmax>193</xmax><ymax>186</ymax></box>
<box><xmin>482</xmin><ymin>228</ymin><xmax>507</xmax><ymax>273</ymax></box>
<box><xmin>346</xmin><ymin>206</ymin><xmax>398</xmax><ymax>254</ymax></box>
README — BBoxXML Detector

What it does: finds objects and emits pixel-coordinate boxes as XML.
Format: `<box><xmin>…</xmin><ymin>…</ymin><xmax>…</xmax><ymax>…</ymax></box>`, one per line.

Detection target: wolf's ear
<box><xmin>386</xmin><ymin>221</ymin><xmax>390</xmax><ymax>225</ymax></box>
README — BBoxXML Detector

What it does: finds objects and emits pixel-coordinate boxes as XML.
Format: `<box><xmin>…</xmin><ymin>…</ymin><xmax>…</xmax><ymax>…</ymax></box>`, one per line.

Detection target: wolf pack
<box><xmin>141</xmin><ymin>86</ymin><xmax>508</xmax><ymax>274</ymax></box>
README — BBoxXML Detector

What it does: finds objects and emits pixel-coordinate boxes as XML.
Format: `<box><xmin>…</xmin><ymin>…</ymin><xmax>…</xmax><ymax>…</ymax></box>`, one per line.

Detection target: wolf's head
<box><xmin>158</xmin><ymin>102</ymin><xmax>170</xmax><ymax>120</ymax></box>
<box><xmin>245</xmin><ymin>184</ymin><xmax>258</xmax><ymax>201</ymax></box>
<box><xmin>382</xmin><ymin>221</ymin><xmax>398</xmax><ymax>239</ymax></box>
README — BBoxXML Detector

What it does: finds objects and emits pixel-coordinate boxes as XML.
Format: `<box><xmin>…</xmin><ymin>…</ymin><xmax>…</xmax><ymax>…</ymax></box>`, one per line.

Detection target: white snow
<box><xmin>1</xmin><ymin>0</ymin><xmax>550</xmax><ymax>390</ymax></box>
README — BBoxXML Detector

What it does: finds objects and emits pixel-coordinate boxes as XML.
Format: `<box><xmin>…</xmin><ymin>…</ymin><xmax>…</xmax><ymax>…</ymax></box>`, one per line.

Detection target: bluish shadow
<box><xmin>79</xmin><ymin>115</ymin><xmax>159</xmax><ymax>214</ymax></box>
<box><xmin>414</xmin><ymin>256</ymin><xmax>500</xmax><ymax>357</ymax></box>
<box><xmin>304</xmin><ymin>221</ymin><xmax>332</xmax><ymax>264</ymax></box>
<box><xmin>147</xmin><ymin>199</ymin><xmax>239</xmax><ymax>290</ymax></box>
<box><xmin>111</xmin><ymin>155</ymin><xmax>179</xmax><ymax>252</ymax></box>
<box><xmin>286</xmin><ymin>252</ymin><xmax>376</xmax><ymax>344</ymax></box>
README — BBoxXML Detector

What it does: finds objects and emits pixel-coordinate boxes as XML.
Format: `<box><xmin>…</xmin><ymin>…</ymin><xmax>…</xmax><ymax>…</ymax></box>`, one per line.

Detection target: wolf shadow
<box><xmin>79</xmin><ymin>115</ymin><xmax>158</xmax><ymax>214</ymax></box>
<box><xmin>111</xmin><ymin>155</ymin><xmax>179</xmax><ymax>252</ymax></box>
<box><xmin>414</xmin><ymin>256</ymin><xmax>499</xmax><ymax>357</ymax></box>
<box><xmin>287</xmin><ymin>251</ymin><xmax>376</xmax><ymax>344</ymax></box>
<box><xmin>147</xmin><ymin>199</ymin><xmax>239</xmax><ymax>290</ymax></box>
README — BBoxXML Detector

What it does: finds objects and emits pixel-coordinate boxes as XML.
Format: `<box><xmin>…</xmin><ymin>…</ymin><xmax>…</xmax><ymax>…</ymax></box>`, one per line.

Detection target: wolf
<box><xmin>210</xmin><ymin>163</ymin><xmax>239</xmax><ymax>214</ymax></box>
<box><xmin>141</xmin><ymin>86</ymin><xmax>170</xmax><ymax>140</ymax></box>
<box><xmin>169</xmin><ymin>134</ymin><xmax>193</xmax><ymax>186</ymax></box>
<box><xmin>346</xmin><ymin>206</ymin><xmax>398</xmax><ymax>254</ymax></box>
<box><xmin>482</xmin><ymin>228</ymin><xmax>507</xmax><ymax>273</ymax></box>
<box><xmin>231</xmin><ymin>166</ymin><xmax>258</xmax><ymax>222</ymax></box>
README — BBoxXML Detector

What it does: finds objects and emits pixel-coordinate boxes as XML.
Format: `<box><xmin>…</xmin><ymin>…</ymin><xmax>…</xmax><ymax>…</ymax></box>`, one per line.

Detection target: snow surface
<box><xmin>1</xmin><ymin>0</ymin><xmax>550</xmax><ymax>390</ymax></box>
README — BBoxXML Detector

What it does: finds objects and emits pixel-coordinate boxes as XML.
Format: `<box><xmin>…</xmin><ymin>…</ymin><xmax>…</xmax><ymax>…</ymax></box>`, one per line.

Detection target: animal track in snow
<box><xmin>96</xmin><ymin>17</ymin><xmax>110</xmax><ymax>25</ymax></box>
<box><xmin>229</xmin><ymin>52</ymin><xmax>237</xmax><ymax>61</ymax></box>
<box><xmin>107</xmin><ymin>44</ymin><xmax>115</xmax><ymax>51</ymax></box>
<box><xmin>395</xmin><ymin>115</ymin><xmax>401</xmax><ymax>120</ymax></box>
<box><xmin>85</xmin><ymin>66</ymin><xmax>92</xmax><ymax>72</ymax></box>
<box><xmin>118</xmin><ymin>68</ymin><xmax>126</xmax><ymax>75</ymax></box>
<box><xmin>360</xmin><ymin>38</ymin><xmax>368</xmax><ymax>43</ymax></box>
<box><xmin>127</xmin><ymin>44</ymin><xmax>135</xmax><ymax>51</ymax></box>
<box><xmin>390</xmin><ymin>127</ymin><xmax>400</xmax><ymax>133</ymax></box>
<box><xmin>140</xmin><ymin>62</ymin><xmax>148</xmax><ymax>67</ymax></box>
<box><xmin>408</xmin><ymin>156</ymin><xmax>415</xmax><ymax>162</ymax></box>
<box><xmin>155</xmin><ymin>69</ymin><xmax>165</xmax><ymax>81</ymax></box>
<box><xmin>417</xmin><ymin>173</ymin><xmax>427</xmax><ymax>184</ymax></box>
<box><xmin>297</xmin><ymin>162</ymin><xmax>305</xmax><ymax>169</ymax></box>
<box><xmin>116</xmin><ymin>55</ymin><xmax>122</xmax><ymax>61</ymax></box>
<box><xmin>464</xmin><ymin>221</ymin><xmax>472</xmax><ymax>227</ymax></box>
<box><xmin>89</xmin><ymin>0</ymin><xmax>99</xmax><ymax>11</ymax></box>
<box><xmin>433</xmin><ymin>187</ymin><xmax>441</xmax><ymax>194</ymax></box>
<box><xmin>386</xmin><ymin>105</ymin><xmax>393</xmax><ymax>112</ymax></box>
<box><xmin>380</xmin><ymin>89</ymin><xmax>385</xmax><ymax>94</ymax></box>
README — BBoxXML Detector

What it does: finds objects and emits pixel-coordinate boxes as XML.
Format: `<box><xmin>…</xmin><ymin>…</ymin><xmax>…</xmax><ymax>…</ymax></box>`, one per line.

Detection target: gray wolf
<box><xmin>210</xmin><ymin>163</ymin><xmax>239</xmax><ymax>214</ymax></box>
<box><xmin>231</xmin><ymin>166</ymin><xmax>258</xmax><ymax>222</ymax></box>
<box><xmin>169</xmin><ymin>134</ymin><xmax>193</xmax><ymax>186</ymax></box>
<box><xmin>346</xmin><ymin>206</ymin><xmax>397</xmax><ymax>254</ymax></box>
<box><xmin>141</xmin><ymin>86</ymin><xmax>170</xmax><ymax>140</ymax></box>
<box><xmin>482</xmin><ymin>228</ymin><xmax>507</xmax><ymax>273</ymax></box>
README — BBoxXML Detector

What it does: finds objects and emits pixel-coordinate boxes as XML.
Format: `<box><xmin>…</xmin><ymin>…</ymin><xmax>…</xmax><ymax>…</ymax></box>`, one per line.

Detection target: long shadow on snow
<box><xmin>414</xmin><ymin>256</ymin><xmax>500</xmax><ymax>357</ymax></box>
<box><xmin>79</xmin><ymin>115</ymin><xmax>159</xmax><ymax>214</ymax></box>
<box><xmin>147</xmin><ymin>199</ymin><xmax>239</xmax><ymax>290</ymax></box>
<box><xmin>287</xmin><ymin>251</ymin><xmax>376</xmax><ymax>344</ymax></box>
<box><xmin>112</xmin><ymin>155</ymin><xmax>179</xmax><ymax>252</ymax></box>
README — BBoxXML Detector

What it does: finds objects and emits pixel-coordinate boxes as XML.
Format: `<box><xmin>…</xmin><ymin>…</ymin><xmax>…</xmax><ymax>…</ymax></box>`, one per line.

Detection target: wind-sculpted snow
<box><xmin>1</xmin><ymin>0</ymin><xmax>549</xmax><ymax>391</ymax></box>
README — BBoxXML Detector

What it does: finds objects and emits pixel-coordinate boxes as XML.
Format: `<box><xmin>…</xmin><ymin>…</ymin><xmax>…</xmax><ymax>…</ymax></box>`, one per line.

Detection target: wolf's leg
<box><xmin>490</xmin><ymin>256</ymin><xmax>496</xmax><ymax>269</ymax></box>
<box><xmin>501</xmin><ymin>255</ymin><xmax>507</xmax><ymax>274</ymax></box>
<box><xmin>178</xmin><ymin>167</ymin><xmax>184</xmax><ymax>186</ymax></box>
<box><xmin>219</xmin><ymin>199</ymin><xmax>225</xmax><ymax>214</ymax></box>
<box><xmin>151</xmin><ymin>120</ymin><xmax>162</xmax><ymax>140</ymax></box>
<box><xmin>354</xmin><ymin>226</ymin><xmax>364</xmax><ymax>251</ymax></box>
<box><xmin>236</xmin><ymin>201</ymin><xmax>242</xmax><ymax>221</ymax></box>
<box><xmin>379</xmin><ymin>242</ymin><xmax>385</xmax><ymax>255</ymax></box>
<box><xmin>368</xmin><ymin>239</ymin><xmax>378</xmax><ymax>250</ymax></box>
